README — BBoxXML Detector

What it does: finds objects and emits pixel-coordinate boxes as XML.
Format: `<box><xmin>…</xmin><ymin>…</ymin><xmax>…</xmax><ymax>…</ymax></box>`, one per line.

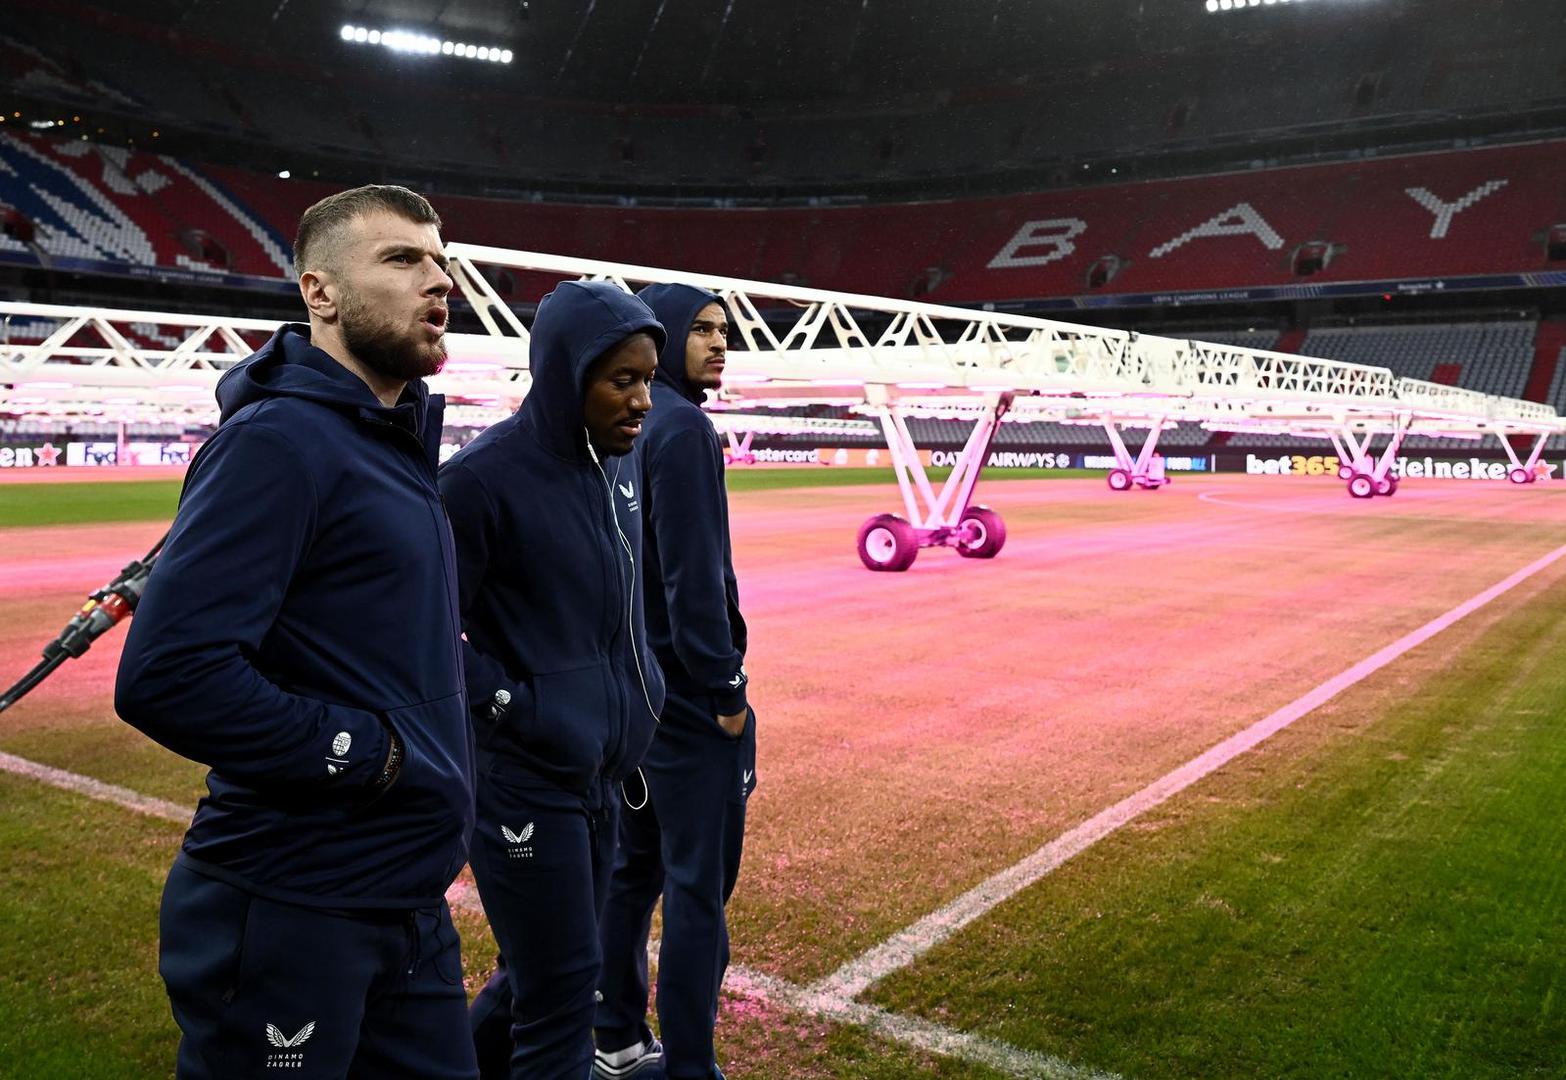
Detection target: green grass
<box><xmin>0</xmin><ymin>773</ymin><xmax>182</xmax><ymax>1076</ymax></box>
<box><xmin>724</xmin><ymin>466</ymin><xmax>1101</xmax><ymax>492</ymax></box>
<box><xmin>868</xmin><ymin>572</ymin><xmax>1566</xmax><ymax>1079</ymax></box>
<box><xmin>0</xmin><ymin>481</ymin><xmax>183</xmax><ymax>527</ymax></box>
<box><xmin>0</xmin><ymin>771</ymin><xmax>1013</xmax><ymax>1080</ymax></box>
<box><xmin>0</xmin><ymin>469</ymin><xmax>1098</xmax><ymax>526</ymax></box>
<box><xmin>0</xmin><ymin>724</ymin><xmax>208</xmax><ymax>808</ymax></box>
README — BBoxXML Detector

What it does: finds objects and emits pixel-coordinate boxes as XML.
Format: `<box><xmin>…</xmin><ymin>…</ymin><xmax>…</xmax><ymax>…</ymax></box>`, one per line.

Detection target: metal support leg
<box><xmin>724</xmin><ymin>430</ymin><xmax>754</xmax><ymax>464</ymax></box>
<box><xmin>857</xmin><ymin>395</ymin><xmax>1014</xmax><ymax>570</ymax></box>
<box><xmin>1497</xmin><ymin>432</ymin><xmax>1551</xmax><ymax>484</ymax></box>
<box><xmin>930</xmin><ymin>393</ymin><xmax>1012</xmax><ymax>527</ymax></box>
<box><xmin>1369</xmin><ymin>416</ymin><xmax>1409</xmax><ymax>484</ymax></box>
<box><xmin>874</xmin><ymin>408</ymin><xmax>929</xmax><ymax>528</ymax></box>
<box><xmin>1333</xmin><ymin>428</ymin><xmax>1373</xmax><ymax>479</ymax></box>
<box><xmin>1102</xmin><ymin>418</ymin><xmax>1169</xmax><ymax>490</ymax></box>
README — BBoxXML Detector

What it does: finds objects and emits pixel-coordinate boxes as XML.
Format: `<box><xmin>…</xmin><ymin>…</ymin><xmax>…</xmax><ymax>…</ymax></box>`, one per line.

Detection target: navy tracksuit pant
<box><xmin>469</xmin><ymin>766</ymin><xmax>619</xmax><ymax>1080</ymax></box>
<box><xmin>158</xmin><ymin>861</ymin><xmax>475</xmax><ymax>1080</ymax></box>
<box><xmin>595</xmin><ymin>692</ymin><xmax>756</xmax><ymax>1079</ymax></box>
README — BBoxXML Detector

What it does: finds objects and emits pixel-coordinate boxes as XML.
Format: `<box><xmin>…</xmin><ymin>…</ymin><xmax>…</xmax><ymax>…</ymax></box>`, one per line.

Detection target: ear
<box><xmin>299</xmin><ymin>269</ymin><xmax>338</xmax><ymax>321</ymax></box>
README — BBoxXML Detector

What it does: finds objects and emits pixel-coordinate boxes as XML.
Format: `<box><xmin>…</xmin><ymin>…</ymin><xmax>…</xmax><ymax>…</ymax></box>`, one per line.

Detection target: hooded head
<box><xmin>635</xmin><ymin>284</ymin><xmax>729</xmax><ymax>403</ymax></box>
<box><xmin>522</xmin><ymin>281</ymin><xmax>666</xmax><ymax>460</ymax></box>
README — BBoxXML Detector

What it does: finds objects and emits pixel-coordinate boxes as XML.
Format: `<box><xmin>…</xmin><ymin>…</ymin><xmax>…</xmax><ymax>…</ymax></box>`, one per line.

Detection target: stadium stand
<box><xmin>3</xmin><ymin>129</ymin><xmax>1561</xmax><ymax>306</ymax></box>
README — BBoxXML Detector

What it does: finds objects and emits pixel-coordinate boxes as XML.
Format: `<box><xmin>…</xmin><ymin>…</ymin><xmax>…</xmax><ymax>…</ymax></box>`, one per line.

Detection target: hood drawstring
<box><xmin>586</xmin><ymin>433</ymin><xmax>659</xmax><ymax>726</ymax></box>
<box><xmin>622</xmin><ymin>766</ymin><xmax>650</xmax><ymax>811</ymax></box>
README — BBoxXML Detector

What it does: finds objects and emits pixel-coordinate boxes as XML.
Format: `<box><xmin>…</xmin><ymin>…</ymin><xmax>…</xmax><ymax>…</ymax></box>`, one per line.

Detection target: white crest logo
<box><xmin>743</xmin><ymin>770</ymin><xmax>753</xmax><ymax>785</ymax></box>
<box><xmin>728</xmin><ymin>674</ymin><xmax>744</xmax><ymax>688</ymax></box>
<box><xmin>618</xmin><ymin>481</ymin><xmax>635</xmax><ymax>499</ymax></box>
<box><xmin>502</xmin><ymin>823</ymin><xmax>535</xmax><ymax>845</ymax></box>
<box><xmin>331</xmin><ymin>732</ymin><xmax>352</xmax><ymax>757</ymax></box>
<box><xmin>266</xmin><ymin>1021</ymin><xmax>316</xmax><ymax>1048</ymax></box>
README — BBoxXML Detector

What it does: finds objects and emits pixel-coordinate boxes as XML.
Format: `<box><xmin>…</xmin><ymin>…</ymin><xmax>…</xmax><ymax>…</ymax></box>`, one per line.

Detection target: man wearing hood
<box><xmin>439</xmin><ymin>280</ymin><xmax>667</xmax><ymax>1080</ymax></box>
<box><xmin>115</xmin><ymin>185</ymin><xmax>476</xmax><ymax>1078</ymax></box>
<box><xmin>593</xmin><ymin>285</ymin><xmax>755</xmax><ymax>1080</ymax></box>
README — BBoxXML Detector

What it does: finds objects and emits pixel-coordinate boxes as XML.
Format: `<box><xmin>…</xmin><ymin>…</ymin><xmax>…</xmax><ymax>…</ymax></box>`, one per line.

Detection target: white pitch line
<box><xmin>0</xmin><ymin>750</ymin><xmax>190</xmax><ymax>824</ymax></box>
<box><xmin>446</xmin><ymin>869</ymin><xmax>1115</xmax><ymax>1078</ymax></box>
<box><xmin>4</xmin><ymin>749</ymin><xmax>1112</xmax><ymax>1079</ymax></box>
<box><xmin>811</xmin><ymin>539</ymin><xmax>1566</xmax><ymax>1001</ymax></box>
<box><xmin>722</xmin><ymin>966</ymin><xmax>1122</xmax><ymax>1080</ymax></box>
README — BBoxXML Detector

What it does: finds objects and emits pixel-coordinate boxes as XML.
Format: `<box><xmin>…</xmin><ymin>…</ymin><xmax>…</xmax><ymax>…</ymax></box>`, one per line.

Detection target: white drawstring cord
<box><xmin>622</xmin><ymin>766</ymin><xmax>649</xmax><ymax>811</ymax></box>
<box><xmin>586</xmin><ymin>433</ymin><xmax>660</xmax><ymax>724</ymax></box>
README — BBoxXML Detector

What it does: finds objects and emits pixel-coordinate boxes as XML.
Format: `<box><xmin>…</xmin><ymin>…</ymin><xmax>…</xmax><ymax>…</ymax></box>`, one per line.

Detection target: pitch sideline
<box><xmin>809</xmin><ymin>539</ymin><xmax>1566</xmax><ymax>1001</ymax></box>
<box><xmin>0</xmin><ymin>751</ymin><xmax>1116</xmax><ymax>1080</ymax></box>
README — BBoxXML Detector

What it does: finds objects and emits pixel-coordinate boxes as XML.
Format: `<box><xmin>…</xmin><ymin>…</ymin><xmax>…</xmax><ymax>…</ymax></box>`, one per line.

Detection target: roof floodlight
<box><xmin>500</xmin><ymin>49</ymin><xmax>513</xmax><ymax>63</ymax></box>
<box><xmin>340</xmin><ymin>25</ymin><xmax>356</xmax><ymax>41</ymax></box>
<box><xmin>478</xmin><ymin>46</ymin><xmax>490</xmax><ymax>59</ymax></box>
<box><xmin>367</xmin><ymin>29</ymin><xmax>381</xmax><ymax>44</ymax></box>
<box><xmin>465</xmin><ymin>44</ymin><xmax>478</xmax><ymax>58</ymax></box>
<box><xmin>1205</xmin><ymin>0</ymin><xmax>1218</xmax><ymax>9</ymax></box>
<box><xmin>442</xmin><ymin>41</ymin><xmax>455</xmax><ymax>54</ymax></box>
<box><xmin>354</xmin><ymin>27</ymin><xmax>368</xmax><ymax>42</ymax></box>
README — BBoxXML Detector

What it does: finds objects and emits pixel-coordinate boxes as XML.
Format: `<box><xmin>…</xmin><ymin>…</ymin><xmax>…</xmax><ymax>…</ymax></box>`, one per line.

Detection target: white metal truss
<box><xmin>3</xmin><ymin>243</ymin><xmax>1563</xmax><ymax>544</ymax></box>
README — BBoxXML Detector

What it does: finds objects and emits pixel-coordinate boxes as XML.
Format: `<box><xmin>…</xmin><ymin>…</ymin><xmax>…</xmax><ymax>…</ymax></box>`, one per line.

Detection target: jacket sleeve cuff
<box><xmin>321</xmin><ymin>706</ymin><xmax>390</xmax><ymax>790</ymax></box>
<box><xmin>713</xmin><ymin>683</ymin><xmax>748</xmax><ymax>716</ymax></box>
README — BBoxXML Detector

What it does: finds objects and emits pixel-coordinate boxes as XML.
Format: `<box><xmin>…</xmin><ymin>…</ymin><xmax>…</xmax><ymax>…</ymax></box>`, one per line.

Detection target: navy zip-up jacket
<box><xmin>115</xmin><ymin>325</ymin><xmax>474</xmax><ymax>910</ymax></box>
<box><xmin>439</xmin><ymin>281</ymin><xmax>667</xmax><ymax>797</ymax></box>
<box><xmin>634</xmin><ymin>284</ymin><xmax>749</xmax><ymax>722</ymax></box>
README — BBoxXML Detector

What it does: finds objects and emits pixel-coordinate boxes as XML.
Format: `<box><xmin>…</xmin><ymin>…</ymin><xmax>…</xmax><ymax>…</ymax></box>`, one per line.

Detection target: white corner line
<box><xmin>2</xmin><ymin>750</ymin><xmax>1114</xmax><ymax>1079</ymax></box>
<box><xmin>0</xmin><ymin>750</ymin><xmax>191</xmax><ymax>824</ymax></box>
<box><xmin>21</xmin><ymin>538</ymin><xmax>1563</xmax><ymax>1080</ymax></box>
<box><xmin>810</xmin><ymin>540</ymin><xmax>1566</xmax><ymax>1002</ymax></box>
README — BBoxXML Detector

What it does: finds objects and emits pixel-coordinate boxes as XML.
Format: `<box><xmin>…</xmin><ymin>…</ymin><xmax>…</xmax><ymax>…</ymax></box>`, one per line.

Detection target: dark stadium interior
<box><xmin>2</xmin><ymin>0</ymin><xmax>1564</xmax><ymax>445</ymax></box>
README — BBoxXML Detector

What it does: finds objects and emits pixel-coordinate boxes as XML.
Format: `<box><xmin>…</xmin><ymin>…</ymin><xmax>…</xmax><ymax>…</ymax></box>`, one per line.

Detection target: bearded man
<box><xmin>116</xmin><ymin>185</ymin><xmax>477</xmax><ymax>1079</ymax></box>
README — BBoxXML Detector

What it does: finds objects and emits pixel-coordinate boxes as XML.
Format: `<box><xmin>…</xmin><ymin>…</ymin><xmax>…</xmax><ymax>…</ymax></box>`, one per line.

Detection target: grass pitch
<box><xmin>0</xmin><ymin>480</ymin><xmax>185</xmax><ymax>528</ymax></box>
<box><xmin>867</xmin><ymin>564</ymin><xmax>1566</xmax><ymax>1079</ymax></box>
<box><xmin>0</xmin><ymin>468</ymin><xmax>1097</xmax><ymax>528</ymax></box>
<box><xmin>3</xmin><ymin>473</ymin><xmax>1565</xmax><ymax>1078</ymax></box>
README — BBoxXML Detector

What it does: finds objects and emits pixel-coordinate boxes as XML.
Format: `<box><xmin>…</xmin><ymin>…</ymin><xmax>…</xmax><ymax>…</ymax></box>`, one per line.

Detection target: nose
<box><xmin>629</xmin><ymin>381</ymin><xmax>652</xmax><ymax>413</ymax></box>
<box><xmin>425</xmin><ymin>257</ymin><xmax>453</xmax><ymax>297</ymax></box>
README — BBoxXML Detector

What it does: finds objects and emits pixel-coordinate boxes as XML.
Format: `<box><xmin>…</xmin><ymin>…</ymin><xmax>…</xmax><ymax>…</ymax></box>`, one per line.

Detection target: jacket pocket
<box><xmin>347</xmin><ymin>690</ymin><xmax>475</xmax><ymax>894</ymax></box>
<box><xmin>515</xmin><ymin>665</ymin><xmax>613</xmax><ymax>782</ymax></box>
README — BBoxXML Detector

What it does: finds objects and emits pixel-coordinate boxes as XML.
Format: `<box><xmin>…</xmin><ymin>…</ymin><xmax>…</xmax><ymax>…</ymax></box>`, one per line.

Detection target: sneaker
<box><xmin>592</xmin><ymin>1037</ymin><xmax>665</xmax><ymax>1079</ymax></box>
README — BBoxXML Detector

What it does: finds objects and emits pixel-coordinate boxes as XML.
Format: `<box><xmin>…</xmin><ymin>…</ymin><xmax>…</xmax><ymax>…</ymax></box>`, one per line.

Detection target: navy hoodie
<box><xmin>439</xmin><ymin>281</ymin><xmax>667</xmax><ymax>797</ymax></box>
<box><xmin>115</xmin><ymin>326</ymin><xmax>474</xmax><ymax>909</ymax></box>
<box><xmin>634</xmin><ymin>284</ymin><xmax>749</xmax><ymax>721</ymax></box>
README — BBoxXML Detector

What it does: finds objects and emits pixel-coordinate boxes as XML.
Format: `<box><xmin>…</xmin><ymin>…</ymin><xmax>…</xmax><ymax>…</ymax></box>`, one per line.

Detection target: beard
<box><xmin>339</xmin><ymin>287</ymin><xmax>447</xmax><ymax>382</ymax></box>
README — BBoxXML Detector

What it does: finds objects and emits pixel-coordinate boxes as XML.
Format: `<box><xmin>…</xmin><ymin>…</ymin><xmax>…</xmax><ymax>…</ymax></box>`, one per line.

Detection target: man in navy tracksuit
<box><xmin>439</xmin><ymin>280</ymin><xmax>667</xmax><ymax>1079</ymax></box>
<box><xmin>594</xmin><ymin>284</ymin><xmax>756</xmax><ymax>1080</ymax></box>
<box><xmin>115</xmin><ymin>186</ymin><xmax>476</xmax><ymax>1079</ymax></box>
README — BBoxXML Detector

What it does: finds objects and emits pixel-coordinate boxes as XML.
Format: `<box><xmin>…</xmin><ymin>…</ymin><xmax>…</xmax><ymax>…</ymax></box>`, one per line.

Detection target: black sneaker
<box><xmin>592</xmin><ymin>1037</ymin><xmax>665</xmax><ymax>1079</ymax></box>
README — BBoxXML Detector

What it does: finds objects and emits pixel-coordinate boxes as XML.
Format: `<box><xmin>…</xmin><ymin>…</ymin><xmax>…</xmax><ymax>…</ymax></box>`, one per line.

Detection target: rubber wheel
<box><xmin>1337</xmin><ymin>465</ymin><xmax>1354</xmax><ymax>481</ymax></box>
<box><xmin>1374</xmin><ymin>475</ymin><xmax>1394</xmax><ymax>496</ymax></box>
<box><xmin>1384</xmin><ymin>476</ymin><xmax>1399</xmax><ymax>496</ymax></box>
<box><xmin>1107</xmin><ymin>469</ymin><xmax>1132</xmax><ymax>492</ymax></box>
<box><xmin>1509</xmin><ymin>467</ymin><xmax>1531</xmax><ymax>485</ymax></box>
<box><xmin>856</xmin><ymin>513</ymin><xmax>919</xmax><ymax>572</ymax></box>
<box><xmin>955</xmin><ymin>506</ymin><xmax>1006</xmax><ymax>559</ymax></box>
<box><xmin>1348</xmin><ymin>474</ymin><xmax>1375</xmax><ymax>499</ymax></box>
